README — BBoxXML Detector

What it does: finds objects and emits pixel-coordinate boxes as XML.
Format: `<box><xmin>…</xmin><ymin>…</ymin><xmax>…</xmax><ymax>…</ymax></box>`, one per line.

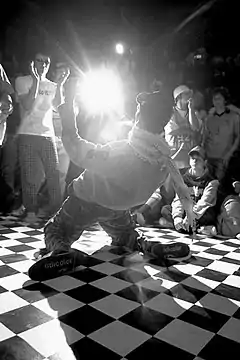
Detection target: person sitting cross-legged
<box><xmin>28</xmin><ymin>78</ymin><xmax>197</xmax><ymax>281</ymax></box>
<box><xmin>161</xmin><ymin>146</ymin><xmax>219</xmax><ymax>236</ymax></box>
<box><xmin>217</xmin><ymin>181</ymin><xmax>240</xmax><ymax>239</ymax></box>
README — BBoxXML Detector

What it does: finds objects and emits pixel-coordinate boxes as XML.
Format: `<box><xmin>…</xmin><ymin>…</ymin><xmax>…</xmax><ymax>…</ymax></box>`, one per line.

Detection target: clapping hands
<box><xmin>57</xmin><ymin>67</ymin><xmax>70</xmax><ymax>86</ymax></box>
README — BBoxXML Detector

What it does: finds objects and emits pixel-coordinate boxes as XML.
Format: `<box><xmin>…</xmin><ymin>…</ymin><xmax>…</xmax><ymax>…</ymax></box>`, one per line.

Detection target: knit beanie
<box><xmin>135</xmin><ymin>90</ymin><xmax>173</xmax><ymax>134</ymax></box>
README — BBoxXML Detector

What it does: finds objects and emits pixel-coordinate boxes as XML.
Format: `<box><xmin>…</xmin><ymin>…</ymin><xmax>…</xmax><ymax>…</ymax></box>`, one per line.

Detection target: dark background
<box><xmin>0</xmin><ymin>0</ymin><xmax>238</xmax><ymax>93</ymax></box>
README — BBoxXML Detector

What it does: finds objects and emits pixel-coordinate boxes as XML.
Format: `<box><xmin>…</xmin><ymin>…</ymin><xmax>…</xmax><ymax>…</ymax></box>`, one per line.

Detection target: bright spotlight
<box><xmin>115</xmin><ymin>43</ymin><xmax>124</xmax><ymax>55</ymax></box>
<box><xmin>78</xmin><ymin>68</ymin><xmax>124</xmax><ymax>115</ymax></box>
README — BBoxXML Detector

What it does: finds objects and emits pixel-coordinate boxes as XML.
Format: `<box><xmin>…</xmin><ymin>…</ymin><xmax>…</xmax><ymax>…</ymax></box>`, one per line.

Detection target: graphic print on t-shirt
<box><xmin>16</xmin><ymin>75</ymin><xmax>57</xmax><ymax>137</ymax></box>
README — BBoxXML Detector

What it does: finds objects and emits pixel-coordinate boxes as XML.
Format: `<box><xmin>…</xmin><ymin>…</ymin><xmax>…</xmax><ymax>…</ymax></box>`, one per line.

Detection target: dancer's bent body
<box><xmin>28</xmin><ymin>79</ymin><xmax>195</xmax><ymax>281</ymax></box>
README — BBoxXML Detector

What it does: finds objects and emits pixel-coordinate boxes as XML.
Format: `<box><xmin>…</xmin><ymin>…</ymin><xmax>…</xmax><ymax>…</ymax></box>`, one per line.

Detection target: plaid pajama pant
<box><xmin>18</xmin><ymin>134</ymin><xmax>61</xmax><ymax>213</ymax></box>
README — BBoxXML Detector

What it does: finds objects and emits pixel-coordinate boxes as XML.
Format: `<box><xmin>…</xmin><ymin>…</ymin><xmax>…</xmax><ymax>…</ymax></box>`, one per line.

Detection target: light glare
<box><xmin>79</xmin><ymin>69</ymin><xmax>124</xmax><ymax>115</ymax></box>
<box><xmin>115</xmin><ymin>43</ymin><xmax>124</xmax><ymax>55</ymax></box>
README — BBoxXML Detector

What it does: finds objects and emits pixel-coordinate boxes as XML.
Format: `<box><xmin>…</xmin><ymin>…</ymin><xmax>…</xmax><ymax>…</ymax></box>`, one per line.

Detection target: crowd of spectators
<box><xmin>136</xmin><ymin>85</ymin><xmax>240</xmax><ymax>238</ymax></box>
<box><xmin>0</xmin><ymin>53</ymin><xmax>134</xmax><ymax>221</ymax></box>
<box><xmin>0</xmin><ymin>52</ymin><xmax>240</xmax><ymax>240</ymax></box>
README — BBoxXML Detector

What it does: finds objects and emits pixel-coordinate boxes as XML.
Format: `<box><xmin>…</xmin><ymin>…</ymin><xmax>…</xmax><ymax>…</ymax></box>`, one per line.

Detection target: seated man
<box><xmin>217</xmin><ymin>181</ymin><xmax>240</xmax><ymax>239</ymax></box>
<box><xmin>28</xmin><ymin>78</ymin><xmax>196</xmax><ymax>281</ymax></box>
<box><xmin>167</xmin><ymin>146</ymin><xmax>219</xmax><ymax>236</ymax></box>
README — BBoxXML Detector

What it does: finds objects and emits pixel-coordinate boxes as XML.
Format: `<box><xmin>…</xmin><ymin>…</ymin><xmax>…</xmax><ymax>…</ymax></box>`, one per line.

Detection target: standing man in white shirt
<box><xmin>15</xmin><ymin>53</ymin><xmax>69</xmax><ymax>223</ymax></box>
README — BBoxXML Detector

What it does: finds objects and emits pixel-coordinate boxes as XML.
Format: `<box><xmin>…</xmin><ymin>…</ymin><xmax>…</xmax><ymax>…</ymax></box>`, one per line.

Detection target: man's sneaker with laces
<box><xmin>197</xmin><ymin>225</ymin><xmax>217</xmax><ymax>237</ymax></box>
<box><xmin>29</xmin><ymin>248</ymin><xmax>86</xmax><ymax>281</ymax></box>
<box><xmin>112</xmin><ymin>231</ymin><xmax>191</xmax><ymax>263</ymax></box>
<box><xmin>139</xmin><ymin>239</ymin><xmax>191</xmax><ymax>262</ymax></box>
<box><xmin>37</xmin><ymin>209</ymin><xmax>52</xmax><ymax>221</ymax></box>
<box><xmin>23</xmin><ymin>212</ymin><xmax>40</xmax><ymax>224</ymax></box>
<box><xmin>159</xmin><ymin>217</ymin><xmax>174</xmax><ymax>229</ymax></box>
<box><xmin>10</xmin><ymin>205</ymin><xmax>25</xmax><ymax>217</ymax></box>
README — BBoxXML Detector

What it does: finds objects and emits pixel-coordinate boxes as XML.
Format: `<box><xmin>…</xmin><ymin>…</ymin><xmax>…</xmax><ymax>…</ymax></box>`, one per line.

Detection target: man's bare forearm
<box><xmin>53</xmin><ymin>84</ymin><xmax>64</xmax><ymax>109</ymax></box>
<box><xmin>189</xmin><ymin>109</ymin><xmax>200</xmax><ymax>131</ymax></box>
<box><xmin>59</xmin><ymin>101</ymin><xmax>83</xmax><ymax>165</ymax></box>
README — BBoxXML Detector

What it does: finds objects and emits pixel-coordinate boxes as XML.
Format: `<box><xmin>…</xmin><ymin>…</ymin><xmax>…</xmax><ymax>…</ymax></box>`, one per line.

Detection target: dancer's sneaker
<box><xmin>28</xmin><ymin>248</ymin><xmax>85</xmax><ymax>281</ymax></box>
<box><xmin>112</xmin><ymin>232</ymin><xmax>191</xmax><ymax>263</ymax></box>
<box><xmin>141</xmin><ymin>240</ymin><xmax>191</xmax><ymax>262</ymax></box>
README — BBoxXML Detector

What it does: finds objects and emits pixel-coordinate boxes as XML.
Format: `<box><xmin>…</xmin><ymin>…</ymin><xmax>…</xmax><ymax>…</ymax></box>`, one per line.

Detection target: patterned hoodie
<box><xmin>172</xmin><ymin>168</ymin><xmax>219</xmax><ymax>220</ymax></box>
<box><xmin>58</xmin><ymin>94</ymin><xmax>193</xmax><ymax>215</ymax></box>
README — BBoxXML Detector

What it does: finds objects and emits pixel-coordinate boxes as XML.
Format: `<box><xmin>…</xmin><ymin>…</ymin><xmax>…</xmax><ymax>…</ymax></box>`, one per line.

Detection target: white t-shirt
<box><xmin>15</xmin><ymin>75</ymin><xmax>57</xmax><ymax>137</ymax></box>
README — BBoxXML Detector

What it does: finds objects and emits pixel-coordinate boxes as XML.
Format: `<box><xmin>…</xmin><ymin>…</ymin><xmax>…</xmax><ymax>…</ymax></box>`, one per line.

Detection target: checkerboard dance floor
<box><xmin>0</xmin><ymin>217</ymin><xmax>240</xmax><ymax>360</ymax></box>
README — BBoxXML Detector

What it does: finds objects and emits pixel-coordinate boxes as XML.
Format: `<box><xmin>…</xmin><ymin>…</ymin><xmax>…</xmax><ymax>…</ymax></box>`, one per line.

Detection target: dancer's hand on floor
<box><xmin>182</xmin><ymin>199</ymin><xmax>196</xmax><ymax>231</ymax></box>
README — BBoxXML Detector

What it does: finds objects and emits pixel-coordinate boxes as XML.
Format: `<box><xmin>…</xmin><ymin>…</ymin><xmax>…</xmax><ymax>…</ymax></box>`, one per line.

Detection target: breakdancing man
<box><xmin>28</xmin><ymin>76</ymin><xmax>195</xmax><ymax>281</ymax></box>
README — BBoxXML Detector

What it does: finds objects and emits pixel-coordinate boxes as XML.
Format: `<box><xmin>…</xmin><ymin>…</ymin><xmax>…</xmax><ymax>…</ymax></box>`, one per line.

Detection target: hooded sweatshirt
<box><xmin>59</xmin><ymin>101</ymin><xmax>192</xmax><ymax>212</ymax></box>
<box><xmin>172</xmin><ymin>168</ymin><xmax>219</xmax><ymax>220</ymax></box>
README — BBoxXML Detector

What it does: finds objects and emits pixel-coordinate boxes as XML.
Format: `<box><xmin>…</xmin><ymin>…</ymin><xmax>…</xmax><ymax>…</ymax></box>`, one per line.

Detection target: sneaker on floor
<box><xmin>135</xmin><ymin>212</ymin><xmax>146</xmax><ymax>226</ymax></box>
<box><xmin>233</xmin><ymin>181</ymin><xmax>240</xmax><ymax>194</ymax></box>
<box><xmin>23</xmin><ymin>212</ymin><xmax>40</xmax><ymax>224</ymax></box>
<box><xmin>10</xmin><ymin>205</ymin><xmax>25</xmax><ymax>217</ymax></box>
<box><xmin>159</xmin><ymin>217</ymin><xmax>174</xmax><ymax>229</ymax></box>
<box><xmin>34</xmin><ymin>247</ymin><xmax>70</xmax><ymax>260</ymax></box>
<box><xmin>149</xmin><ymin>241</ymin><xmax>191</xmax><ymax>262</ymax></box>
<box><xmin>138</xmin><ymin>237</ymin><xmax>191</xmax><ymax>262</ymax></box>
<box><xmin>28</xmin><ymin>249</ymin><xmax>85</xmax><ymax>281</ymax></box>
<box><xmin>197</xmin><ymin>225</ymin><xmax>217</xmax><ymax>237</ymax></box>
<box><xmin>37</xmin><ymin>208</ymin><xmax>51</xmax><ymax>221</ymax></box>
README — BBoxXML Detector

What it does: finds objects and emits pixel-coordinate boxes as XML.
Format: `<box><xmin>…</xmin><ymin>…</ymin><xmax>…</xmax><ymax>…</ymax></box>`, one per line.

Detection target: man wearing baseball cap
<box><xmin>171</xmin><ymin>145</ymin><xmax>219</xmax><ymax>235</ymax></box>
<box><xmin>188</xmin><ymin>145</ymin><xmax>205</xmax><ymax>160</ymax></box>
<box><xmin>164</xmin><ymin>85</ymin><xmax>203</xmax><ymax>171</ymax></box>
<box><xmin>135</xmin><ymin>145</ymin><xmax>220</xmax><ymax>235</ymax></box>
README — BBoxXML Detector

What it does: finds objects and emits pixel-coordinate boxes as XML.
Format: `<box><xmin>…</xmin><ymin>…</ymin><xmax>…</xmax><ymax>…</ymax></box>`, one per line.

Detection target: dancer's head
<box><xmin>135</xmin><ymin>90</ymin><xmax>173</xmax><ymax>134</ymax></box>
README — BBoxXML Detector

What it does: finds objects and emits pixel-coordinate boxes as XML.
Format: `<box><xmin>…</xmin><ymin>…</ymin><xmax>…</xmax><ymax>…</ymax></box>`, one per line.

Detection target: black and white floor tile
<box><xmin>0</xmin><ymin>216</ymin><xmax>240</xmax><ymax>359</ymax></box>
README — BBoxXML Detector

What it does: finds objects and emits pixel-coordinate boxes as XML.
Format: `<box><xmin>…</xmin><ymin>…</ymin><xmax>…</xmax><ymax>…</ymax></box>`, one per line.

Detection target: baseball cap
<box><xmin>173</xmin><ymin>85</ymin><xmax>191</xmax><ymax>100</ymax></box>
<box><xmin>188</xmin><ymin>146</ymin><xmax>206</xmax><ymax>159</ymax></box>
